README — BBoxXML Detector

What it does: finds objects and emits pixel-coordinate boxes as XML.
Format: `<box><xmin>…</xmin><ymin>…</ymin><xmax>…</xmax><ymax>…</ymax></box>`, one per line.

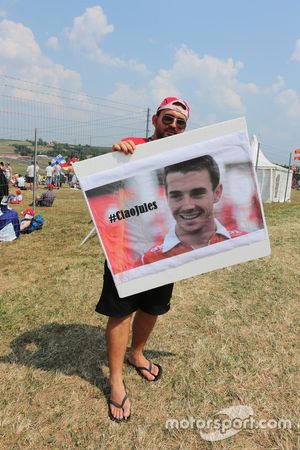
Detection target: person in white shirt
<box><xmin>26</xmin><ymin>162</ymin><xmax>39</xmax><ymax>185</ymax></box>
<box><xmin>16</xmin><ymin>174</ymin><xmax>26</xmax><ymax>189</ymax></box>
<box><xmin>45</xmin><ymin>162</ymin><xmax>54</xmax><ymax>186</ymax></box>
<box><xmin>52</xmin><ymin>162</ymin><xmax>62</xmax><ymax>188</ymax></box>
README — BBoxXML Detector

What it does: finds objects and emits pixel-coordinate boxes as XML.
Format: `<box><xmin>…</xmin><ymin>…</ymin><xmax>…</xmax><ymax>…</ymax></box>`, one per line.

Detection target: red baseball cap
<box><xmin>48</xmin><ymin>184</ymin><xmax>55</xmax><ymax>189</ymax></box>
<box><xmin>21</xmin><ymin>208</ymin><xmax>35</xmax><ymax>218</ymax></box>
<box><xmin>16</xmin><ymin>189</ymin><xmax>21</xmax><ymax>194</ymax></box>
<box><xmin>156</xmin><ymin>97</ymin><xmax>190</xmax><ymax>119</ymax></box>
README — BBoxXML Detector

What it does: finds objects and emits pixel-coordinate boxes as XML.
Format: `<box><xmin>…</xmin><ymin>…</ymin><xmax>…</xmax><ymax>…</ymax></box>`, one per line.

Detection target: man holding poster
<box><xmin>96</xmin><ymin>97</ymin><xmax>190</xmax><ymax>422</ymax></box>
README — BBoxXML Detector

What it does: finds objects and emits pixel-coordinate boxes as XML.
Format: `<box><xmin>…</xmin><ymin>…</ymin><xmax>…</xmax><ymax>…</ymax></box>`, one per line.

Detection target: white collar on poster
<box><xmin>162</xmin><ymin>218</ymin><xmax>231</xmax><ymax>253</ymax></box>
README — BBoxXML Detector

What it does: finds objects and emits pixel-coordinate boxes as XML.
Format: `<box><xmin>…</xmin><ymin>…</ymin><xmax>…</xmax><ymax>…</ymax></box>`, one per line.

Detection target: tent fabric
<box><xmin>250</xmin><ymin>135</ymin><xmax>292</xmax><ymax>203</ymax></box>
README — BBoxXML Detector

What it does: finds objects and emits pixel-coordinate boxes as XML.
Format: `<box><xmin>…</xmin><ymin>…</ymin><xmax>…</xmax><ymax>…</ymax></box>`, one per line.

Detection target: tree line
<box><xmin>13</xmin><ymin>140</ymin><xmax>111</xmax><ymax>160</ymax></box>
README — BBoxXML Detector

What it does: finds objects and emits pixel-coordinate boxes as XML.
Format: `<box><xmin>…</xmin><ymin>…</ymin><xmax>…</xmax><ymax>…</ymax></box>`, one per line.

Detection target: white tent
<box><xmin>250</xmin><ymin>135</ymin><xmax>292</xmax><ymax>203</ymax></box>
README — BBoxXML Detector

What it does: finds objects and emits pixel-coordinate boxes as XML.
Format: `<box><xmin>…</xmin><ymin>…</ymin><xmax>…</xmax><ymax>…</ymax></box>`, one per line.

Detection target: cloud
<box><xmin>275</xmin><ymin>89</ymin><xmax>300</xmax><ymax>118</ymax></box>
<box><xmin>66</xmin><ymin>5</ymin><xmax>113</xmax><ymax>49</ymax></box>
<box><xmin>291</xmin><ymin>38</ymin><xmax>300</xmax><ymax>61</ymax></box>
<box><xmin>148</xmin><ymin>45</ymin><xmax>257</xmax><ymax>117</ymax></box>
<box><xmin>65</xmin><ymin>6</ymin><xmax>149</xmax><ymax>74</ymax></box>
<box><xmin>106</xmin><ymin>83</ymin><xmax>147</xmax><ymax>110</ymax></box>
<box><xmin>0</xmin><ymin>19</ymin><xmax>85</xmax><ymax>103</ymax></box>
<box><xmin>271</xmin><ymin>75</ymin><xmax>285</xmax><ymax>93</ymax></box>
<box><xmin>0</xmin><ymin>19</ymin><xmax>41</xmax><ymax>61</ymax></box>
<box><xmin>46</xmin><ymin>36</ymin><xmax>59</xmax><ymax>50</ymax></box>
<box><xmin>0</xmin><ymin>10</ymin><xmax>7</xmax><ymax>18</ymax></box>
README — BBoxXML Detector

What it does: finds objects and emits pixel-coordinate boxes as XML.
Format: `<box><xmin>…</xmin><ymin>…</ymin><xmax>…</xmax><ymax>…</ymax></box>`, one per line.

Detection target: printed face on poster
<box><xmin>74</xmin><ymin>118</ymin><xmax>271</xmax><ymax>298</ymax></box>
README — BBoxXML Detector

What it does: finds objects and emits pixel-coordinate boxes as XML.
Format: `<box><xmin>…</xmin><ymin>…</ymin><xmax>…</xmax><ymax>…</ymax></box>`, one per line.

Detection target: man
<box><xmin>45</xmin><ymin>162</ymin><xmax>54</xmax><ymax>186</ymax></box>
<box><xmin>138</xmin><ymin>155</ymin><xmax>246</xmax><ymax>264</ymax></box>
<box><xmin>96</xmin><ymin>97</ymin><xmax>190</xmax><ymax>422</ymax></box>
<box><xmin>26</xmin><ymin>161</ymin><xmax>39</xmax><ymax>186</ymax></box>
<box><xmin>16</xmin><ymin>174</ymin><xmax>26</xmax><ymax>190</ymax></box>
<box><xmin>52</xmin><ymin>162</ymin><xmax>62</xmax><ymax>188</ymax></box>
<box><xmin>0</xmin><ymin>162</ymin><xmax>9</xmax><ymax>202</ymax></box>
<box><xmin>34</xmin><ymin>184</ymin><xmax>56</xmax><ymax>207</ymax></box>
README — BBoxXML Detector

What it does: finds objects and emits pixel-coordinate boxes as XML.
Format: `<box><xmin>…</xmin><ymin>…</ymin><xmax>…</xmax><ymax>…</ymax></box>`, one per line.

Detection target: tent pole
<box><xmin>284</xmin><ymin>152</ymin><xmax>292</xmax><ymax>202</ymax></box>
<box><xmin>145</xmin><ymin>108</ymin><xmax>150</xmax><ymax>138</ymax></box>
<box><xmin>255</xmin><ymin>142</ymin><xmax>260</xmax><ymax>171</ymax></box>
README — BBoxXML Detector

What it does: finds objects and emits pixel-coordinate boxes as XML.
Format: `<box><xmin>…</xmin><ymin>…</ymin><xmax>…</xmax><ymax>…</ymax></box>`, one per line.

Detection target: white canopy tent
<box><xmin>250</xmin><ymin>135</ymin><xmax>292</xmax><ymax>203</ymax></box>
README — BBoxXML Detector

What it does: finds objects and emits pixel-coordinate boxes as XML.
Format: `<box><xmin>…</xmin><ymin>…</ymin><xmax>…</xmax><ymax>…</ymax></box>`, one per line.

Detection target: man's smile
<box><xmin>179</xmin><ymin>211</ymin><xmax>202</xmax><ymax>220</ymax></box>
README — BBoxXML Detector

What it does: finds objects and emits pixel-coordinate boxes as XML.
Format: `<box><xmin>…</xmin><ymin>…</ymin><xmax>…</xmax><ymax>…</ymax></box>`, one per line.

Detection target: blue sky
<box><xmin>0</xmin><ymin>0</ymin><xmax>300</xmax><ymax>163</ymax></box>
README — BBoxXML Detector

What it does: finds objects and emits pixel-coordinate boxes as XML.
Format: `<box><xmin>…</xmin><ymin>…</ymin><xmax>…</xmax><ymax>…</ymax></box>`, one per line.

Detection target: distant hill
<box><xmin>0</xmin><ymin>139</ymin><xmax>112</xmax><ymax>159</ymax></box>
<box><xmin>0</xmin><ymin>139</ymin><xmax>112</xmax><ymax>174</ymax></box>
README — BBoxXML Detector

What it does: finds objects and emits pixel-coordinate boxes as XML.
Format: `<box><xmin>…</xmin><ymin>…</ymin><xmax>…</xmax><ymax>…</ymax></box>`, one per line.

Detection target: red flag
<box><xmin>294</xmin><ymin>156</ymin><xmax>300</xmax><ymax>160</ymax></box>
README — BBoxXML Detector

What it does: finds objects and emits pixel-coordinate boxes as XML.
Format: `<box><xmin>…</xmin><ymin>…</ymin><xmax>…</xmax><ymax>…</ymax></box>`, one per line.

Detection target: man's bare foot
<box><xmin>109</xmin><ymin>381</ymin><xmax>131</xmax><ymax>422</ymax></box>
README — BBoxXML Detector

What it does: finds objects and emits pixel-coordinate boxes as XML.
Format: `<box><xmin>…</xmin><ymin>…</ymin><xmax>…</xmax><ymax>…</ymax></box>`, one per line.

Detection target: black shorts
<box><xmin>95</xmin><ymin>261</ymin><xmax>173</xmax><ymax>317</ymax></box>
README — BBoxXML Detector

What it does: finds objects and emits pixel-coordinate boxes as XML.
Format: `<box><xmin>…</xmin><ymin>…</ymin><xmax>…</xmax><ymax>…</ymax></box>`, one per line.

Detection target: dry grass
<box><xmin>0</xmin><ymin>187</ymin><xmax>299</xmax><ymax>450</ymax></box>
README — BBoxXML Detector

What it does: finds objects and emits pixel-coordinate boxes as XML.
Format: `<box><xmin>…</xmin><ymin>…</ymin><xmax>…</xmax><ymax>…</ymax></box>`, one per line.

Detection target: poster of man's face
<box><xmin>75</xmin><ymin>118</ymin><xmax>270</xmax><ymax>298</ymax></box>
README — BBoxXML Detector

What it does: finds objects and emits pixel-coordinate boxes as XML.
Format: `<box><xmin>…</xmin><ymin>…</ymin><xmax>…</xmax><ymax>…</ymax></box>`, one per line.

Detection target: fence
<box><xmin>0</xmin><ymin>75</ymin><xmax>150</xmax><ymax>147</ymax></box>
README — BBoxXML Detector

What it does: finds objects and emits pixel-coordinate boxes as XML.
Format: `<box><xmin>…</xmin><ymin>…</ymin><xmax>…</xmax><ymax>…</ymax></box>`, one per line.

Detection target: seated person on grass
<box><xmin>35</xmin><ymin>183</ymin><xmax>56</xmax><ymax>207</ymax></box>
<box><xmin>20</xmin><ymin>208</ymin><xmax>44</xmax><ymax>233</ymax></box>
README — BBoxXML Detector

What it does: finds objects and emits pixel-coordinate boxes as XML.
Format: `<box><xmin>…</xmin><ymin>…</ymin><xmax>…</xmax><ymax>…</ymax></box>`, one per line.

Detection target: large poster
<box><xmin>74</xmin><ymin>118</ymin><xmax>270</xmax><ymax>297</ymax></box>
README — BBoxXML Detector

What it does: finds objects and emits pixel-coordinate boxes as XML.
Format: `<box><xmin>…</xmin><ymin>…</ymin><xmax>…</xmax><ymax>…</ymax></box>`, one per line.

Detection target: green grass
<box><xmin>0</xmin><ymin>188</ymin><xmax>299</xmax><ymax>449</ymax></box>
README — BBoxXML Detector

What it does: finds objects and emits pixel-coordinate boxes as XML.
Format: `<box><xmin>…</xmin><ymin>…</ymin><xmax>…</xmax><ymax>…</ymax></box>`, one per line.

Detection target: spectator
<box><xmin>34</xmin><ymin>184</ymin><xmax>56</xmax><ymax>207</ymax></box>
<box><xmin>45</xmin><ymin>161</ymin><xmax>53</xmax><ymax>186</ymax></box>
<box><xmin>68</xmin><ymin>165</ymin><xmax>75</xmax><ymax>185</ymax></box>
<box><xmin>8</xmin><ymin>189</ymin><xmax>23</xmax><ymax>204</ymax></box>
<box><xmin>16</xmin><ymin>174</ymin><xmax>26</xmax><ymax>190</ymax></box>
<box><xmin>52</xmin><ymin>162</ymin><xmax>62</xmax><ymax>188</ymax></box>
<box><xmin>20</xmin><ymin>208</ymin><xmax>44</xmax><ymax>233</ymax></box>
<box><xmin>16</xmin><ymin>189</ymin><xmax>23</xmax><ymax>202</ymax></box>
<box><xmin>0</xmin><ymin>162</ymin><xmax>9</xmax><ymax>203</ymax></box>
<box><xmin>0</xmin><ymin>196</ymin><xmax>20</xmax><ymax>241</ymax></box>
<box><xmin>4</xmin><ymin>163</ymin><xmax>12</xmax><ymax>182</ymax></box>
<box><xmin>20</xmin><ymin>208</ymin><xmax>35</xmax><ymax>232</ymax></box>
<box><xmin>26</xmin><ymin>161</ymin><xmax>39</xmax><ymax>186</ymax></box>
<box><xmin>97</xmin><ymin>96</ymin><xmax>190</xmax><ymax>422</ymax></box>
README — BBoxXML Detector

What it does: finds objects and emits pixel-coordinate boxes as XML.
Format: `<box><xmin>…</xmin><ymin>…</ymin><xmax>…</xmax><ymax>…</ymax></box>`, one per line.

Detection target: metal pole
<box><xmin>255</xmin><ymin>142</ymin><xmax>260</xmax><ymax>171</ymax></box>
<box><xmin>284</xmin><ymin>152</ymin><xmax>292</xmax><ymax>202</ymax></box>
<box><xmin>80</xmin><ymin>226</ymin><xmax>96</xmax><ymax>246</ymax></box>
<box><xmin>32</xmin><ymin>128</ymin><xmax>38</xmax><ymax>208</ymax></box>
<box><xmin>145</xmin><ymin>108</ymin><xmax>150</xmax><ymax>138</ymax></box>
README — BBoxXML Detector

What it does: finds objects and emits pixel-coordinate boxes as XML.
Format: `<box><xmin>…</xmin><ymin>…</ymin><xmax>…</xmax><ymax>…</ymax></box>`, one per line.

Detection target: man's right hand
<box><xmin>112</xmin><ymin>140</ymin><xmax>136</xmax><ymax>155</ymax></box>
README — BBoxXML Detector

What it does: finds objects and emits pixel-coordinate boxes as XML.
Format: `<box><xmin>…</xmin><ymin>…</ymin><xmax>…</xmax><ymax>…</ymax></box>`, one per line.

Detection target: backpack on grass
<box><xmin>26</xmin><ymin>214</ymin><xmax>44</xmax><ymax>233</ymax></box>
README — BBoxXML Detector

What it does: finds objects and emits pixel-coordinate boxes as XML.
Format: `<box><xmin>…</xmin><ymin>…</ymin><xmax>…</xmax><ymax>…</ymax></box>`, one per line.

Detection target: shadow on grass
<box><xmin>0</xmin><ymin>322</ymin><xmax>175</xmax><ymax>397</ymax></box>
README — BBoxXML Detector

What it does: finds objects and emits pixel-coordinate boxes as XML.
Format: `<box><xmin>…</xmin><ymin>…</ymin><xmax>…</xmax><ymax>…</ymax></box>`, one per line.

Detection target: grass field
<box><xmin>0</xmin><ymin>187</ymin><xmax>299</xmax><ymax>450</ymax></box>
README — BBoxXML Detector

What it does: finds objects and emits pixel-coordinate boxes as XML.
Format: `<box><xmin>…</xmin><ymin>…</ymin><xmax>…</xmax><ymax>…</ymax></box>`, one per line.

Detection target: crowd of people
<box><xmin>0</xmin><ymin>159</ymin><xmax>79</xmax><ymax>242</ymax></box>
<box><xmin>292</xmin><ymin>171</ymin><xmax>300</xmax><ymax>189</ymax></box>
<box><xmin>1</xmin><ymin>160</ymin><xmax>79</xmax><ymax>191</ymax></box>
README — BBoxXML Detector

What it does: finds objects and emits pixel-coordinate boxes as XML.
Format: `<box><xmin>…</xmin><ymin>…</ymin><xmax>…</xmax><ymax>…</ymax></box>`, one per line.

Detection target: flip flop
<box><xmin>127</xmin><ymin>358</ymin><xmax>162</xmax><ymax>382</ymax></box>
<box><xmin>108</xmin><ymin>385</ymin><xmax>131</xmax><ymax>423</ymax></box>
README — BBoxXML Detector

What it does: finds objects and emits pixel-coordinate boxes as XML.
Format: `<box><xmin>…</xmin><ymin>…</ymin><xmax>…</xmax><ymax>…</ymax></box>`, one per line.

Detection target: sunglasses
<box><xmin>161</xmin><ymin>114</ymin><xmax>187</xmax><ymax>130</ymax></box>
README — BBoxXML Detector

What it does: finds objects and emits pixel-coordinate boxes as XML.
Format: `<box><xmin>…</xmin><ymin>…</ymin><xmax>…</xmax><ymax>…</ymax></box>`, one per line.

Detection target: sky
<box><xmin>0</xmin><ymin>0</ymin><xmax>300</xmax><ymax>164</ymax></box>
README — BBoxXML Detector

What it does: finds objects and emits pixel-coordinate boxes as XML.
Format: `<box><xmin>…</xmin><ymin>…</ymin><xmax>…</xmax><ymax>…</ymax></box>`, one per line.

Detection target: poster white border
<box><xmin>74</xmin><ymin>117</ymin><xmax>271</xmax><ymax>297</ymax></box>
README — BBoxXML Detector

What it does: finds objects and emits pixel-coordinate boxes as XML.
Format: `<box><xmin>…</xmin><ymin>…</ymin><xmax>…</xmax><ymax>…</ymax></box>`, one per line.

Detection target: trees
<box><xmin>38</xmin><ymin>138</ymin><xmax>48</xmax><ymax>146</ymax></box>
<box><xmin>13</xmin><ymin>144</ymin><xmax>33</xmax><ymax>156</ymax></box>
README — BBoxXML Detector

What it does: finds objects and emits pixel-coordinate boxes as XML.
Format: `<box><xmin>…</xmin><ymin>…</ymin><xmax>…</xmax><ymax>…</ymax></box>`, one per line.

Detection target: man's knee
<box><xmin>107</xmin><ymin>314</ymin><xmax>132</xmax><ymax>329</ymax></box>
